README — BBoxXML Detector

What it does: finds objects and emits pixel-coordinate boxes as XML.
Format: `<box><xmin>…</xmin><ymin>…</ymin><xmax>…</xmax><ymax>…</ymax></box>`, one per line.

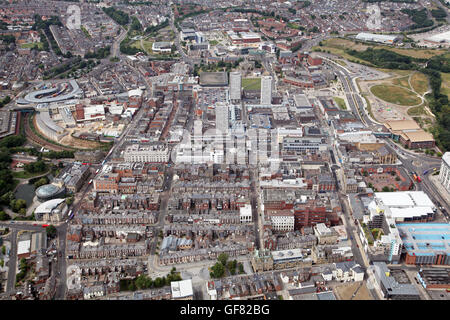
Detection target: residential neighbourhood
<box><xmin>0</xmin><ymin>0</ymin><xmax>449</xmax><ymax>303</ymax></box>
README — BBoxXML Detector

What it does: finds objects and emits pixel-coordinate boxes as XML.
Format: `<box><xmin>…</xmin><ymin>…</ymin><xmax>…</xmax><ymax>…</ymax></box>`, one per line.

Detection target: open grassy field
<box><xmin>407</xmin><ymin>105</ymin><xmax>427</xmax><ymax>116</ymax></box>
<box><xmin>441</xmin><ymin>72</ymin><xmax>450</xmax><ymax>99</ymax></box>
<box><xmin>314</xmin><ymin>38</ymin><xmax>447</xmax><ymax>63</ymax></box>
<box><xmin>81</xmin><ymin>26</ymin><xmax>91</xmax><ymax>38</ymax></box>
<box><xmin>242</xmin><ymin>78</ymin><xmax>261</xmax><ymax>90</ymax></box>
<box><xmin>312</xmin><ymin>38</ymin><xmax>372</xmax><ymax>65</ymax></box>
<box><xmin>392</xmin><ymin>76</ymin><xmax>410</xmax><ymax>88</ymax></box>
<box><xmin>130</xmin><ymin>40</ymin><xmax>142</xmax><ymax>51</ymax></box>
<box><xmin>410</xmin><ymin>72</ymin><xmax>429</xmax><ymax>95</ymax></box>
<box><xmin>333</xmin><ymin>96</ymin><xmax>347</xmax><ymax>110</ymax></box>
<box><xmin>20</xmin><ymin>42</ymin><xmax>44</xmax><ymax>50</ymax></box>
<box><xmin>319</xmin><ymin>38</ymin><xmax>370</xmax><ymax>52</ymax></box>
<box><xmin>141</xmin><ymin>40</ymin><xmax>154</xmax><ymax>54</ymax></box>
<box><xmin>370</xmin><ymin>84</ymin><xmax>421</xmax><ymax>106</ymax></box>
<box><xmin>12</xmin><ymin>170</ymin><xmax>48</xmax><ymax>179</ymax></box>
<box><xmin>389</xmin><ymin>48</ymin><xmax>447</xmax><ymax>59</ymax></box>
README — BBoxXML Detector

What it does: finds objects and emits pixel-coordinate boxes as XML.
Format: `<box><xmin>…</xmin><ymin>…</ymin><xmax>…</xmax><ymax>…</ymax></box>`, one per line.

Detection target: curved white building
<box><xmin>35</xmin><ymin>111</ymin><xmax>67</xmax><ymax>141</ymax></box>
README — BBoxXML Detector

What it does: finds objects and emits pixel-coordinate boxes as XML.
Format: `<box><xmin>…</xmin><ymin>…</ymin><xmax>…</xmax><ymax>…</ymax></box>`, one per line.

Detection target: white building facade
<box><xmin>215</xmin><ymin>102</ymin><xmax>229</xmax><ymax>134</ymax></box>
<box><xmin>439</xmin><ymin>152</ymin><xmax>450</xmax><ymax>193</ymax></box>
<box><xmin>260</xmin><ymin>76</ymin><xmax>272</xmax><ymax>105</ymax></box>
<box><xmin>123</xmin><ymin>144</ymin><xmax>170</xmax><ymax>163</ymax></box>
<box><xmin>270</xmin><ymin>212</ymin><xmax>294</xmax><ymax>232</ymax></box>
<box><xmin>229</xmin><ymin>72</ymin><xmax>242</xmax><ymax>101</ymax></box>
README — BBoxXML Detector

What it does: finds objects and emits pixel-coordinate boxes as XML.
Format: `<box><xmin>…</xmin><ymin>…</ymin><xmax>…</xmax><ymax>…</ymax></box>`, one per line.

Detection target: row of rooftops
<box><xmin>159</xmin><ymin>242</ymin><xmax>250</xmax><ymax>259</ymax></box>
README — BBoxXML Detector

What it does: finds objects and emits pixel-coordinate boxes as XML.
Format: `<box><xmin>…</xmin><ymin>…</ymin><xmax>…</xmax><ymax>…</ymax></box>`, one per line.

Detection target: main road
<box><xmin>322</xmin><ymin>54</ymin><xmax>448</xmax><ymax>217</ymax></box>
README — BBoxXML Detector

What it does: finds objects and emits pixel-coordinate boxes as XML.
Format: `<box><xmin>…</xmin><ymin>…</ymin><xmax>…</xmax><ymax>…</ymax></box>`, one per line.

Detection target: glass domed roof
<box><xmin>36</xmin><ymin>184</ymin><xmax>61</xmax><ymax>197</ymax></box>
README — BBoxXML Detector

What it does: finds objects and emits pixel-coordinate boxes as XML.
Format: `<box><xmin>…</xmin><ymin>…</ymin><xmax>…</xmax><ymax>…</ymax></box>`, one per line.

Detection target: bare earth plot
<box><xmin>59</xmin><ymin>133</ymin><xmax>102</xmax><ymax>150</ymax></box>
<box><xmin>334</xmin><ymin>282</ymin><xmax>373</xmax><ymax>300</ymax></box>
<box><xmin>357</xmin><ymin>70</ymin><xmax>435</xmax><ymax>125</ymax></box>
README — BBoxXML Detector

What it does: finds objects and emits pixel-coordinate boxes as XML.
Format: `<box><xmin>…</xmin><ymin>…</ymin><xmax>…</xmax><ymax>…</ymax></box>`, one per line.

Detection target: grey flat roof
<box><xmin>38</xmin><ymin>111</ymin><xmax>65</xmax><ymax>133</ymax></box>
<box><xmin>23</xmin><ymin>80</ymin><xmax>82</xmax><ymax>103</ymax></box>
<box><xmin>199</xmin><ymin>72</ymin><xmax>228</xmax><ymax>86</ymax></box>
<box><xmin>373</xmin><ymin>262</ymin><xmax>420</xmax><ymax>296</ymax></box>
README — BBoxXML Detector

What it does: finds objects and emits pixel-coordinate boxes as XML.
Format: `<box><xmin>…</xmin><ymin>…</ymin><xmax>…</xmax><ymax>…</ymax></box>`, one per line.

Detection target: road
<box><xmin>317</xmin><ymin>48</ymin><xmax>450</xmax><ymax>300</ymax></box>
<box><xmin>249</xmin><ymin>167</ymin><xmax>263</xmax><ymax>250</ymax></box>
<box><xmin>112</xmin><ymin>28</ymin><xmax>128</xmax><ymax>59</ymax></box>
<box><xmin>169</xmin><ymin>9</ymin><xmax>194</xmax><ymax>68</ymax></box>
<box><xmin>5</xmin><ymin>228</ymin><xmax>17</xmax><ymax>295</ymax></box>
<box><xmin>54</xmin><ymin>223</ymin><xmax>68</xmax><ymax>299</ymax></box>
<box><xmin>322</xmin><ymin>53</ymin><xmax>449</xmax><ymax>218</ymax></box>
<box><xmin>0</xmin><ymin>222</ymin><xmax>68</xmax><ymax>297</ymax></box>
<box><xmin>321</xmin><ymin>57</ymin><xmax>376</xmax><ymax>128</ymax></box>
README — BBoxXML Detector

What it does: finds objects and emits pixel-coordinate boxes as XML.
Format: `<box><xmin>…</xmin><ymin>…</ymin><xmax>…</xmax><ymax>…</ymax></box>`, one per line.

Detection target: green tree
<box><xmin>34</xmin><ymin>177</ymin><xmax>49</xmax><ymax>188</ymax></box>
<box><xmin>46</xmin><ymin>225</ymin><xmax>57</xmax><ymax>238</ymax></box>
<box><xmin>10</xmin><ymin>199</ymin><xmax>26</xmax><ymax>213</ymax></box>
<box><xmin>210</xmin><ymin>262</ymin><xmax>225</xmax><ymax>278</ymax></box>
<box><xmin>1</xmin><ymin>245</ymin><xmax>5</xmax><ymax>255</ymax></box>
<box><xmin>218</xmin><ymin>253</ymin><xmax>228</xmax><ymax>266</ymax></box>
<box><xmin>66</xmin><ymin>196</ymin><xmax>74</xmax><ymax>206</ymax></box>
<box><xmin>238</xmin><ymin>263</ymin><xmax>245</xmax><ymax>274</ymax></box>
<box><xmin>0</xmin><ymin>211</ymin><xmax>10</xmax><ymax>221</ymax></box>
<box><xmin>154</xmin><ymin>277</ymin><xmax>164</xmax><ymax>287</ymax></box>
<box><xmin>135</xmin><ymin>274</ymin><xmax>152</xmax><ymax>289</ymax></box>
<box><xmin>0</xmin><ymin>191</ymin><xmax>14</xmax><ymax>206</ymax></box>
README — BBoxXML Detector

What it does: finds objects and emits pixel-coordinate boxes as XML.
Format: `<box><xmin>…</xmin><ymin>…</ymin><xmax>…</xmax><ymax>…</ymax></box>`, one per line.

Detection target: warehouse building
<box><xmin>384</xmin><ymin>120</ymin><xmax>435</xmax><ymax>149</ymax></box>
<box><xmin>355</xmin><ymin>33</ymin><xmax>400</xmax><ymax>44</ymax></box>
<box><xmin>152</xmin><ymin>42</ymin><xmax>172</xmax><ymax>53</ymax></box>
<box><xmin>371</xmin><ymin>191</ymin><xmax>437</xmax><ymax>222</ymax></box>
<box><xmin>417</xmin><ymin>268</ymin><xmax>450</xmax><ymax>289</ymax></box>
<box><xmin>397</xmin><ymin>223</ymin><xmax>450</xmax><ymax>265</ymax></box>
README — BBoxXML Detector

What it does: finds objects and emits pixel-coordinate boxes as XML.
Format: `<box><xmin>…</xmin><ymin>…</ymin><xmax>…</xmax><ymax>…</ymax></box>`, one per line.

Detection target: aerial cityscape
<box><xmin>0</xmin><ymin>0</ymin><xmax>449</xmax><ymax>303</ymax></box>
